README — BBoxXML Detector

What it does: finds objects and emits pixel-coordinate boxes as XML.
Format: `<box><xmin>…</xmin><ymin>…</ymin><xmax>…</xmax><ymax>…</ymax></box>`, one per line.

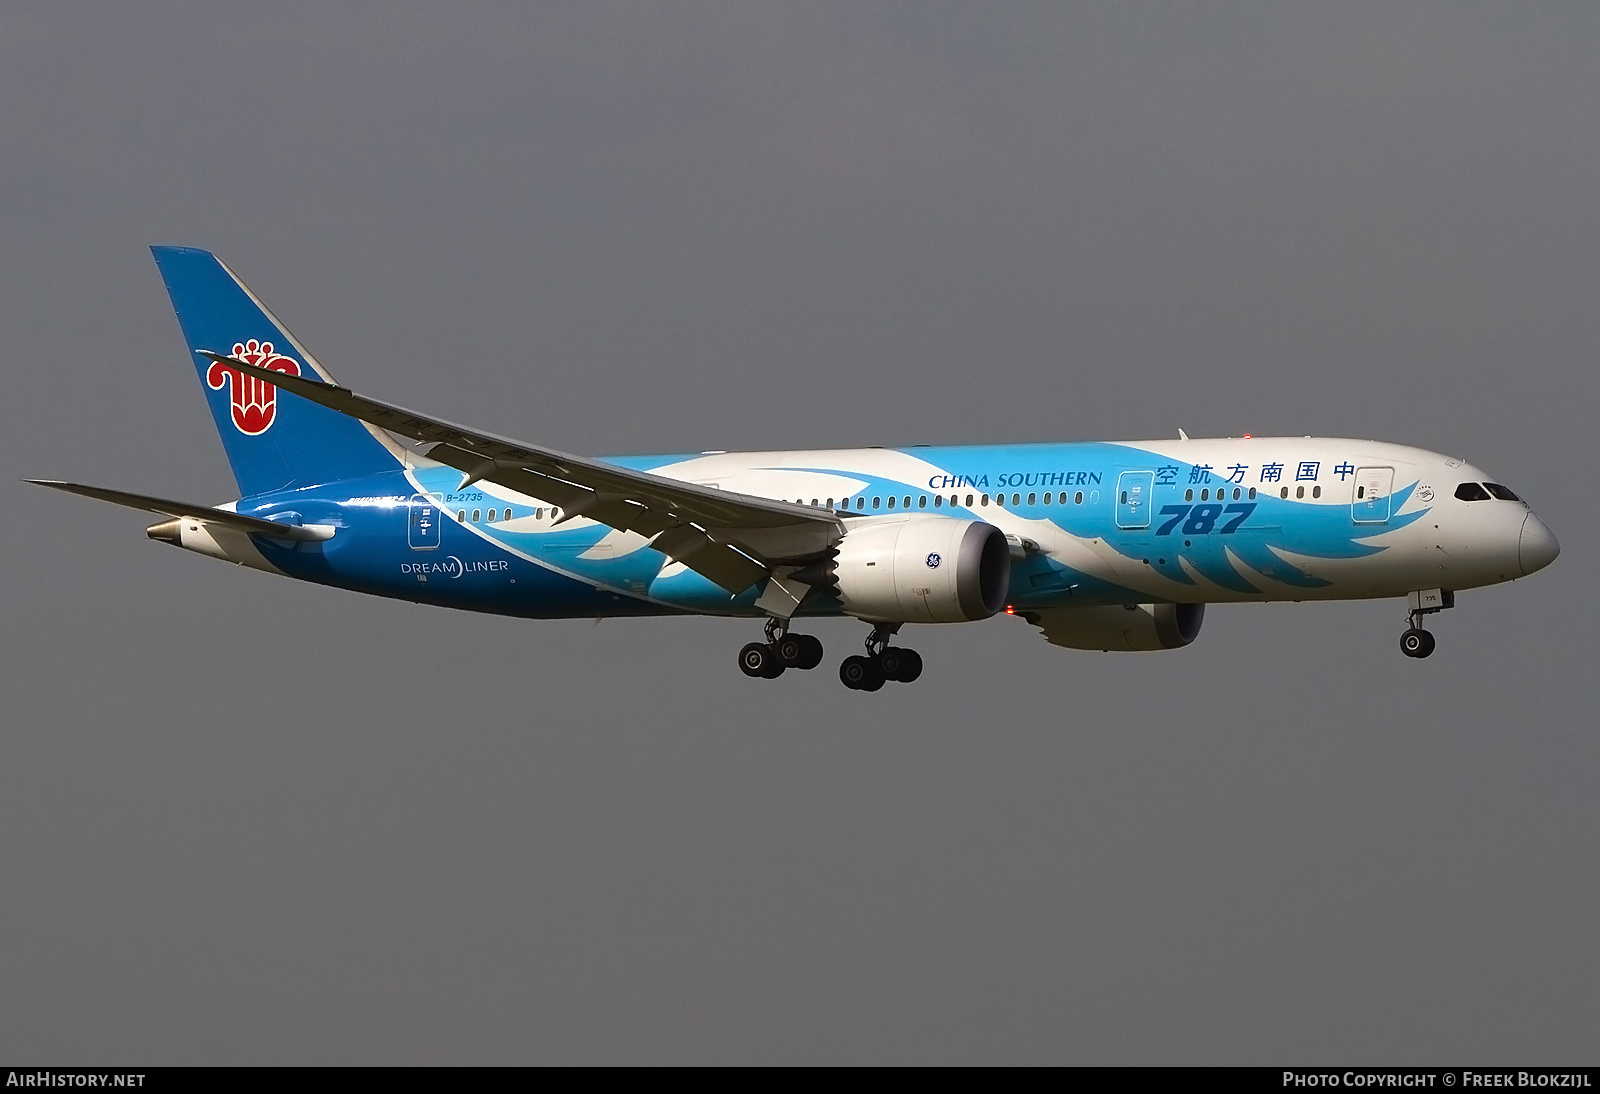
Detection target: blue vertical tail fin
<box><xmin>150</xmin><ymin>246</ymin><xmax>401</xmax><ymax>497</ymax></box>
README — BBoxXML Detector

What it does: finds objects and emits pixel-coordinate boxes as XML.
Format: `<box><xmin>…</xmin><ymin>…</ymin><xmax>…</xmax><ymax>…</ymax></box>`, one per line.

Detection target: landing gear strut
<box><xmin>738</xmin><ymin>617</ymin><xmax>823</xmax><ymax>679</ymax></box>
<box><xmin>1399</xmin><ymin>590</ymin><xmax>1452</xmax><ymax>659</ymax></box>
<box><xmin>840</xmin><ymin>623</ymin><xmax>924</xmax><ymax>691</ymax></box>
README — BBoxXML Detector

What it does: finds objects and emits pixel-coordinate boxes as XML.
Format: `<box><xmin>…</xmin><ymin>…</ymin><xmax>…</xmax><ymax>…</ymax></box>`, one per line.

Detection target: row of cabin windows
<box><xmin>457</xmin><ymin>507</ymin><xmax>554</xmax><ymax>523</ymax></box>
<box><xmin>1185</xmin><ymin>487</ymin><xmax>1259</xmax><ymax>502</ymax></box>
<box><xmin>452</xmin><ymin>477</ymin><xmax>1449</xmax><ymax>526</ymax></box>
<box><xmin>791</xmin><ymin>491</ymin><xmax>1093</xmax><ymax>512</ymax></box>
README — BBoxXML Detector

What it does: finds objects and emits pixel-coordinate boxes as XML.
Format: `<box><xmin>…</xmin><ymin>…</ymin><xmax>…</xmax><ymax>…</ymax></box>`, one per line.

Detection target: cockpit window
<box><xmin>1483</xmin><ymin>483</ymin><xmax>1521</xmax><ymax>502</ymax></box>
<box><xmin>1454</xmin><ymin>482</ymin><xmax>1490</xmax><ymax>502</ymax></box>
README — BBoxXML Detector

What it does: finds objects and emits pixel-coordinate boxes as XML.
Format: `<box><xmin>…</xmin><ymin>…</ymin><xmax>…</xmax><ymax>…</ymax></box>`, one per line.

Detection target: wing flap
<box><xmin>201</xmin><ymin>350</ymin><xmax>843</xmax><ymax>593</ymax></box>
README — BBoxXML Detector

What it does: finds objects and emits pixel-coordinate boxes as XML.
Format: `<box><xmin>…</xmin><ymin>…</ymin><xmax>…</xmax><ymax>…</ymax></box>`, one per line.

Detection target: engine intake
<box><xmin>833</xmin><ymin>516</ymin><xmax>1011</xmax><ymax>623</ymax></box>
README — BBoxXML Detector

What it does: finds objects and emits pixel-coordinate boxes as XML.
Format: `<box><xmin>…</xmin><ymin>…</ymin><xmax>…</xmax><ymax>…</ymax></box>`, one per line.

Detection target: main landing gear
<box><xmin>738</xmin><ymin>618</ymin><xmax>824</xmax><ymax>679</ymax></box>
<box><xmin>737</xmin><ymin>620</ymin><xmax>924</xmax><ymax>690</ymax></box>
<box><xmin>1399</xmin><ymin>589</ymin><xmax>1453</xmax><ymax>659</ymax></box>
<box><xmin>839</xmin><ymin>623</ymin><xmax>923</xmax><ymax>692</ymax></box>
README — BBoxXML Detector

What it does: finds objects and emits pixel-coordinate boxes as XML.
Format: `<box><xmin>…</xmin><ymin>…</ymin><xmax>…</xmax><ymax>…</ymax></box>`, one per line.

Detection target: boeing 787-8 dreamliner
<box><xmin>31</xmin><ymin>247</ymin><xmax>1560</xmax><ymax>690</ymax></box>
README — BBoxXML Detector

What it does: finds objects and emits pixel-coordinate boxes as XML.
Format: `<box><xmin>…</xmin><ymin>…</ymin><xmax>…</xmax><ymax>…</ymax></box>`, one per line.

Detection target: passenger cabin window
<box><xmin>1484</xmin><ymin>483</ymin><xmax>1521</xmax><ymax>502</ymax></box>
<box><xmin>504</xmin><ymin>509</ymin><xmax>512</xmax><ymax>521</ymax></box>
<box><xmin>887</xmin><ymin>496</ymin><xmax>895</xmax><ymax>509</ymax></box>
<box><xmin>1074</xmin><ymin>491</ymin><xmax>1083</xmax><ymax>504</ymax></box>
<box><xmin>964</xmin><ymin>494</ymin><xmax>973</xmax><ymax>507</ymax></box>
<box><xmin>873</xmin><ymin>496</ymin><xmax>881</xmax><ymax>509</ymax></box>
<box><xmin>1012</xmin><ymin>493</ymin><xmax>1021</xmax><ymax>506</ymax></box>
<box><xmin>1028</xmin><ymin>492</ymin><xmax>1036</xmax><ymax>505</ymax></box>
<box><xmin>472</xmin><ymin>509</ymin><xmax>481</xmax><ymax>522</ymax></box>
<box><xmin>933</xmin><ymin>495</ymin><xmax>943</xmax><ymax>508</ymax></box>
<box><xmin>981</xmin><ymin>494</ymin><xmax>990</xmax><ymax>506</ymax></box>
<box><xmin>856</xmin><ymin>498</ymin><xmax>865</xmax><ymax>510</ymax></box>
<box><xmin>1044</xmin><ymin>493</ymin><xmax>1052</xmax><ymax>505</ymax></box>
<box><xmin>487</xmin><ymin>510</ymin><xmax>496</xmax><ymax>522</ymax></box>
<box><xmin>1248</xmin><ymin>488</ymin><xmax>1257</xmax><ymax>499</ymax></box>
<box><xmin>904</xmin><ymin>496</ymin><xmax>911</xmax><ymax>508</ymax></box>
<box><xmin>919</xmin><ymin>496</ymin><xmax>927</xmax><ymax>508</ymax></box>
<box><xmin>1312</xmin><ymin>487</ymin><xmax>1321</xmax><ymax>499</ymax></box>
<box><xmin>1185</xmin><ymin>489</ymin><xmax>1193</xmax><ymax>502</ymax></box>
<box><xmin>1455</xmin><ymin>482</ymin><xmax>1491</xmax><ymax>502</ymax></box>
<box><xmin>1279</xmin><ymin>487</ymin><xmax>1288</xmax><ymax>499</ymax></box>
<box><xmin>457</xmin><ymin>510</ymin><xmax>466</xmax><ymax>522</ymax></box>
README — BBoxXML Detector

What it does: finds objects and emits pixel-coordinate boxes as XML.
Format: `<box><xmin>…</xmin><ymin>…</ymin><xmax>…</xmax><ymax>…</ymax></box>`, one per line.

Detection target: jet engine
<box><xmin>1026</xmin><ymin>603</ymin><xmax>1205</xmax><ymax>652</ymax></box>
<box><xmin>824</xmin><ymin>516</ymin><xmax>1011</xmax><ymax>623</ymax></box>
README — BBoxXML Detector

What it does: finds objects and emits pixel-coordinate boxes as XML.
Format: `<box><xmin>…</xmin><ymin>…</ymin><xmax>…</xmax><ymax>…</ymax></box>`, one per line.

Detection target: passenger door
<box><xmin>1116</xmin><ymin>471</ymin><xmax>1154</xmax><ymax>530</ymax></box>
<box><xmin>1351</xmin><ymin>467</ymin><xmax>1394</xmax><ymax>525</ymax></box>
<box><xmin>408</xmin><ymin>494</ymin><xmax>442</xmax><ymax>548</ymax></box>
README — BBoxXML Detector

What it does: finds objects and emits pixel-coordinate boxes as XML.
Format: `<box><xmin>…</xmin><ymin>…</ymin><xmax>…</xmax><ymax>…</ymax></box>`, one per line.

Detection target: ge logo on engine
<box><xmin>926</xmin><ymin>552</ymin><xmax>942</xmax><ymax>568</ymax></box>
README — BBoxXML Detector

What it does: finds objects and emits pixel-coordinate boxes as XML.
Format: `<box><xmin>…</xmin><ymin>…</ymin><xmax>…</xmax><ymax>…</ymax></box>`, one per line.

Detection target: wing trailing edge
<box><xmin>199</xmin><ymin>350</ymin><xmax>842</xmax><ymax>593</ymax></box>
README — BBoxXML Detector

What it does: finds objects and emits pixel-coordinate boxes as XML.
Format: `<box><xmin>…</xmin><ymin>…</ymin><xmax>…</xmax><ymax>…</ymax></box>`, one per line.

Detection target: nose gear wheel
<box><xmin>1398</xmin><ymin>596</ymin><xmax>1448</xmax><ymax>659</ymax></box>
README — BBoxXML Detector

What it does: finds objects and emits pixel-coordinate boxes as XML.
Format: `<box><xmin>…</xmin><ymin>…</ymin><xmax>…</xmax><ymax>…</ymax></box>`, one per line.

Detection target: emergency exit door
<box><xmin>1351</xmin><ymin>467</ymin><xmax>1394</xmax><ymax>524</ymax></box>
<box><xmin>408</xmin><ymin>494</ymin><xmax>442</xmax><ymax>548</ymax></box>
<box><xmin>1116</xmin><ymin>471</ymin><xmax>1154</xmax><ymax>529</ymax></box>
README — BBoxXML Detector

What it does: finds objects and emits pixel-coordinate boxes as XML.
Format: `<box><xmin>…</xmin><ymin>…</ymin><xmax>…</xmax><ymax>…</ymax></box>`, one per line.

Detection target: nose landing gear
<box><xmin>1399</xmin><ymin>589</ymin><xmax>1453</xmax><ymax>659</ymax></box>
<box><xmin>738</xmin><ymin>618</ymin><xmax>824</xmax><ymax>679</ymax></box>
<box><xmin>840</xmin><ymin>623</ymin><xmax>923</xmax><ymax>691</ymax></box>
<box><xmin>1399</xmin><ymin>627</ymin><xmax>1436</xmax><ymax>659</ymax></box>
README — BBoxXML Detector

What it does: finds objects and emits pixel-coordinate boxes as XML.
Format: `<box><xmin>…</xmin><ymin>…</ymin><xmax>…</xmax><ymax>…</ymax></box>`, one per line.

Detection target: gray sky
<box><xmin>2</xmin><ymin>3</ymin><xmax>1596</xmax><ymax>1063</ymax></box>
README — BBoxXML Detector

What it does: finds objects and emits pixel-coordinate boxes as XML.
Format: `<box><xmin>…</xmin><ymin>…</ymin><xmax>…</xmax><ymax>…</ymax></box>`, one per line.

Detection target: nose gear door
<box><xmin>1352</xmin><ymin>467</ymin><xmax>1394</xmax><ymax>524</ymax></box>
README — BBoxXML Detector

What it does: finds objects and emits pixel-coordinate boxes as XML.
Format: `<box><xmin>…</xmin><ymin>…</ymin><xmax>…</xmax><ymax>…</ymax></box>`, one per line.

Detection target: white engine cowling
<box><xmin>834</xmin><ymin>516</ymin><xmax>1011</xmax><ymax>623</ymax></box>
<box><xmin>1029</xmin><ymin>603</ymin><xmax>1205</xmax><ymax>651</ymax></box>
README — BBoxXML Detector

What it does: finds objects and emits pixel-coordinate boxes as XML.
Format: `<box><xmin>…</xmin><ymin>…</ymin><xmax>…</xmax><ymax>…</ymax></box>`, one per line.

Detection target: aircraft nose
<box><xmin>1519</xmin><ymin>513</ymin><xmax>1560</xmax><ymax>576</ymax></box>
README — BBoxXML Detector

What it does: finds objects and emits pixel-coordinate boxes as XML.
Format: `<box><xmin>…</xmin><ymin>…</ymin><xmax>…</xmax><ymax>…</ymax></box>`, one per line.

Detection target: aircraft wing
<box><xmin>198</xmin><ymin>351</ymin><xmax>844</xmax><ymax>594</ymax></box>
<box><xmin>26</xmin><ymin>479</ymin><xmax>333</xmax><ymax>542</ymax></box>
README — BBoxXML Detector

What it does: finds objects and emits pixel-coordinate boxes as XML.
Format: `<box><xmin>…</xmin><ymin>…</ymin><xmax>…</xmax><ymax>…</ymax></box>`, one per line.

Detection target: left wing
<box><xmin>198</xmin><ymin>351</ymin><xmax>843</xmax><ymax>594</ymax></box>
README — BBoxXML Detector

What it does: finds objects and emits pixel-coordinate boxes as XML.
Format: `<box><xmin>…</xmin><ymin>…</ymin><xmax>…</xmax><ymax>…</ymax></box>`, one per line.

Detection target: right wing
<box><xmin>198</xmin><ymin>350</ymin><xmax>845</xmax><ymax>593</ymax></box>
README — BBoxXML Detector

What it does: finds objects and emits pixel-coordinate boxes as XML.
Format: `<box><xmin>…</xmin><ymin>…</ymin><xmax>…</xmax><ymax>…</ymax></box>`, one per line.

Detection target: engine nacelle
<box><xmin>834</xmin><ymin>516</ymin><xmax>1011</xmax><ymax>623</ymax></box>
<box><xmin>1029</xmin><ymin>603</ymin><xmax>1205</xmax><ymax>652</ymax></box>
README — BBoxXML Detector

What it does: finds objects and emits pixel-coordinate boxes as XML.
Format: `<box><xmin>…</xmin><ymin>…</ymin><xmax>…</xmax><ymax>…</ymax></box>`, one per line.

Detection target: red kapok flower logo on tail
<box><xmin>206</xmin><ymin>339</ymin><xmax>301</xmax><ymax>435</ymax></box>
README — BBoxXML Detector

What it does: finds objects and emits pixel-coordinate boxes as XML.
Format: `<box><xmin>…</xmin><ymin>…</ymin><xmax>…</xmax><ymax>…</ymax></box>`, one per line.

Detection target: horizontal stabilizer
<box><xmin>26</xmin><ymin>480</ymin><xmax>332</xmax><ymax>542</ymax></box>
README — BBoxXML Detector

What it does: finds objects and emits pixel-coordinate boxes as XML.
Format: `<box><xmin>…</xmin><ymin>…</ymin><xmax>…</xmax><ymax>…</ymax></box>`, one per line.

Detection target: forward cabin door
<box><xmin>1116</xmin><ymin>471</ymin><xmax>1154</xmax><ymax>529</ymax></box>
<box><xmin>1351</xmin><ymin>467</ymin><xmax>1394</xmax><ymax>525</ymax></box>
